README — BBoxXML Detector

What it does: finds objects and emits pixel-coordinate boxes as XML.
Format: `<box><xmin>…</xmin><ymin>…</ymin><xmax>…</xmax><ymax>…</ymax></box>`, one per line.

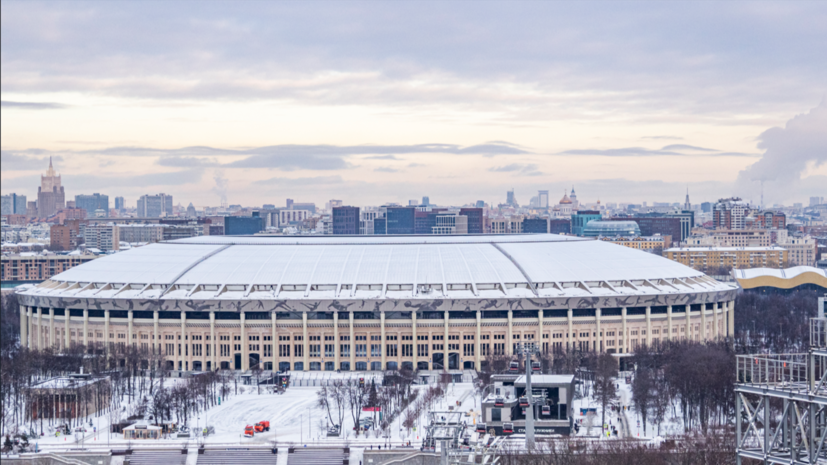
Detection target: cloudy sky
<box><xmin>1</xmin><ymin>1</ymin><xmax>825</xmax><ymax>208</ymax></box>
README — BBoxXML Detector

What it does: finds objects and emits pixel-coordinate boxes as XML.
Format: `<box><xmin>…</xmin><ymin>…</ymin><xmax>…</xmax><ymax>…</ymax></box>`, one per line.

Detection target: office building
<box><xmin>611</xmin><ymin>217</ymin><xmax>683</xmax><ymax>246</ymax></box>
<box><xmin>571</xmin><ymin>211</ymin><xmax>602</xmax><ymax>236</ymax></box>
<box><xmin>522</xmin><ymin>218</ymin><xmax>548</xmax><ymax>234</ymax></box>
<box><xmin>701</xmin><ymin>202</ymin><xmax>712</xmax><ymax>213</ymax></box>
<box><xmin>224</xmin><ymin>213</ymin><xmax>265</xmax><ymax>235</ymax></box>
<box><xmin>385</xmin><ymin>206</ymin><xmax>415</xmax><ymax>234</ymax></box>
<box><xmin>422</xmin><ymin>196</ymin><xmax>430</xmax><ymax>206</ymax></box>
<box><xmin>599</xmin><ymin>235</ymin><xmax>668</xmax><ymax>252</ymax></box>
<box><xmin>459</xmin><ymin>207</ymin><xmax>484</xmax><ymax>234</ymax></box>
<box><xmin>811</xmin><ymin>196</ymin><xmax>825</xmax><ymax>207</ymax></box>
<box><xmin>333</xmin><ymin>206</ymin><xmax>360</xmax><ymax>235</ymax></box>
<box><xmin>114</xmin><ymin>196</ymin><xmax>125</xmax><ymax>211</ymax></box>
<box><xmin>75</xmin><ymin>193</ymin><xmax>109</xmax><ymax>217</ymax></box>
<box><xmin>549</xmin><ymin>219</ymin><xmax>571</xmax><ymax>235</ymax></box>
<box><xmin>279</xmin><ymin>209</ymin><xmax>310</xmax><ymax>227</ymax></box>
<box><xmin>37</xmin><ymin>157</ymin><xmax>66</xmax><ymax>218</ymax></box>
<box><xmin>137</xmin><ymin>193</ymin><xmax>173</xmax><ymax>217</ymax></box>
<box><xmin>432</xmin><ymin>213</ymin><xmax>468</xmax><ymax>234</ymax></box>
<box><xmin>506</xmin><ymin>189</ymin><xmax>517</xmax><ymax>207</ymax></box>
<box><xmin>292</xmin><ymin>202</ymin><xmax>316</xmax><ymax>214</ymax></box>
<box><xmin>1</xmin><ymin>193</ymin><xmax>27</xmax><ymax>216</ymax></box>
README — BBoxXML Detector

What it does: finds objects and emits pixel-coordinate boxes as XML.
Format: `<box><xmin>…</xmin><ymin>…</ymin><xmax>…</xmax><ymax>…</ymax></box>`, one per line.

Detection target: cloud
<box><xmin>408</xmin><ymin>163</ymin><xmax>425</xmax><ymax>167</ymax></box>
<box><xmin>488</xmin><ymin>163</ymin><xmax>542</xmax><ymax>175</ymax></box>
<box><xmin>641</xmin><ymin>136</ymin><xmax>684</xmax><ymax>141</ymax></box>
<box><xmin>1</xmin><ymin>101</ymin><xmax>68</xmax><ymax>110</ymax></box>
<box><xmin>363</xmin><ymin>155</ymin><xmax>400</xmax><ymax>160</ymax></box>
<box><xmin>156</xmin><ymin>156</ymin><xmax>220</xmax><ymax>167</ymax></box>
<box><xmin>251</xmin><ymin>175</ymin><xmax>344</xmax><ymax>186</ymax></box>
<box><xmin>558</xmin><ymin>145</ymin><xmax>758</xmax><ymax>157</ymax></box>
<box><xmin>0</xmin><ymin>152</ymin><xmax>64</xmax><ymax>170</ymax></box>
<box><xmin>374</xmin><ymin>167</ymin><xmax>398</xmax><ymax>173</ymax></box>
<box><xmin>736</xmin><ymin>100</ymin><xmax>827</xmax><ymax>197</ymax></box>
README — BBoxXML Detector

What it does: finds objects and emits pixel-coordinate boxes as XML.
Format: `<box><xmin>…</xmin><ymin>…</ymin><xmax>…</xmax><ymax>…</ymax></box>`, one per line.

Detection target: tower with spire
<box><xmin>37</xmin><ymin>157</ymin><xmax>65</xmax><ymax>218</ymax></box>
<box><xmin>684</xmin><ymin>186</ymin><xmax>691</xmax><ymax>211</ymax></box>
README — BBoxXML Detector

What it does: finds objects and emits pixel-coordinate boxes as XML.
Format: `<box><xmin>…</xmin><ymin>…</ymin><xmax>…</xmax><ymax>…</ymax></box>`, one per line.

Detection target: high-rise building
<box><xmin>333</xmin><ymin>206</ymin><xmax>360</xmax><ymax>235</ymax></box>
<box><xmin>385</xmin><ymin>207</ymin><xmax>416</xmax><ymax>234</ymax></box>
<box><xmin>1</xmin><ymin>193</ymin><xmax>27</xmax><ymax>216</ymax></box>
<box><xmin>713</xmin><ymin>198</ymin><xmax>750</xmax><ymax>230</ymax></box>
<box><xmin>538</xmin><ymin>190</ymin><xmax>549</xmax><ymax>209</ymax></box>
<box><xmin>186</xmin><ymin>203</ymin><xmax>197</xmax><ymax>217</ymax></box>
<box><xmin>37</xmin><ymin>157</ymin><xmax>65</xmax><ymax>218</ymax></box>
<box><xmin>684</xmin><ymin>187</ymin><xmax>691</xmax><ymax>211</ymax></box>
<box><xmin>114</xmin><ymin>196</ymin><xmax>125</xmax><ymax>211</ymax></box>
<box><xmin>137</xmin><ymin>193</ymin><xmax>173</xmax><ymax>217</ymax></box>
<box><xmin>83</xmin><ymin>223</ymin><xmax>120</xmax><ymax>252</ymax></box>
<box><xmin>506</xmin><ymin>189</ymin><xmax>517</xmax><ymax>207</ymax></box>
<box><xmin>475</xmin><ymin>200</ymin><xmax>485</xmax><ymax>208</ymax></box>
<box><xmin>810</xmin><ymin>196</ymin><xmax>825</xmax><ymax>207</ymax></box>
<box><xmin>458</xmin><ymin>207</ymin><xmax>484</xmax><ymax>234</ymax></box>
<box><xmin>701</xmin><ymin>202</ymin><xmax>712</xmax><ymax>213</ymax></box>
<box><xmin>422</xmin><ymin>196</ymin><xmax>430</xmax><ymax>206</ymax></box>
<box><xmin>549</xmin><ymin>218</ymin><xmax>571</xmax><ymax>234</ymax></box>
<box><xmin>293</xmin><ymin>202</ymin><xmax>316</xmax><ymax>214</ymax></box>
<box><xmin>75</xmin><ymin>193</ymin><xmax>109</xmax><ymax>216</ymax></box>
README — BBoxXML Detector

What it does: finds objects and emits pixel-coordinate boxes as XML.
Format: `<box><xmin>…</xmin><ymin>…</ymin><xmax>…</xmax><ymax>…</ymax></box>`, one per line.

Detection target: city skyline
<box><xmin>2</xmin><ymin>1</ymin><xmax>826</xmax><ymax>206</ymax></box>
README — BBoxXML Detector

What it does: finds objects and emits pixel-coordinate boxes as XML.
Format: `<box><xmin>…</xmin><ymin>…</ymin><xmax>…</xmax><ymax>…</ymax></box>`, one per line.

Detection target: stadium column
<box><xmin>666</xmin><ymin>306</ymin><xmax>673</xmax><ymax>342</ymax></box>
<box><xmin>685</xmin><ymin>305</ymin><xmax>691</xmax><ymax>341</ymax></box>
<box><xmin>128</xmin><ymin>310</ymin><xmax>134</xmax><ymax>351</ymax></box>
<box><xmin>64</xmin><ymin>308</ymin><xmax>70</xmax><ymax>349</ymax></box>
<box><xmin>621</xmin><ymin>307</ymin><xmax>627</xmax><ymax>353</ymax></box>
<box><xmin>444</xmin><ymin>311</ymin><xmax>450</xmax><ymax>369</ymax></box>
<box><xmin>475</xmin><ymin>310</ymin><xmax>481</xmax><ymax>371</ymax></box>
<box><xmin>333</xmin><ymin>311</ymin><xmax>339</xmax><ymax>370</ymax></box>
<box><xmin>181</xmin><ymin>311</ymin><xmax>187</xmax><ymax>371</ymax></box>
<box><xmin>302</xmin><ymin>311</ymin><xmax>309</xmax><ymax>372</ymax></box>
<box><xmin>49</xmin><ymin>308</ymin><xmax>55</xmax><ymax>348</ymax></box>
<box><xmin>19</xmin><ymin>304</ymin><xmax>27</xmax><ymax>348</ymax></box>
<box><xmin>29</xmin><ymin>307</ymin><xmax>35</xmax><ymax>348</ymax></box>
<box><xmin>82</xmin><ymin>308</ymin><xmax>88</xmax><ymax>348</ymax></box>
<box><xmin>380</xmin><ymin>312</ymin><xmax>386</xmax><ymax>370</ymax></box>
<box><xmin>537</xmin><ymin>309</ymin><xmax>544</xmax><ymax>354</ymax></box>
<box><xmin>240</xmin><ymin>312</ymin><xmax>247</xmax><ymax>371</ymax></box>
<box><xmin>349</xmin><ymin>311</ymin><xmax>355</xmax><ymax>370</ymax></box>
<box><xmin>567</xmin><ymin>308</ymin><xmax>573</xmax><ymax>351</ymax></box>
<box><xmin>270</xmin><ymin>312</ymin><xmax>276</xmax><ymax>372</ymax></box>
<box><xmin>712</xmin><ymin>302</ymin><xmax>719</xmax><ymax>340</ymax></box>
<box><xmin>105</xmin><ymin>310</ymin><xmax>111</xmax><ymax>359</ymax></box>
<box><xmin>701</xmin><ymin>303</ymin><xmax>707</xmax><ymax>342</ymax></box>
<box><xmin>153</xmin><ymin>311</ymin><xmax>159</xmax><ymax>359</ymax></box>
<box><xmin>645</xmin><ymin>306</ymin><xmax>651</xmax><ymax>347</ymax></box>
<box><xmin>595</xmin><ymin>308</ymin><xmax>601</xmax><ymax>352</ymax></box>
<box><xmin>209</xmin><ymin>311</ymin><xmax>216</xmax><ymax>371</ymax></box>
<box><xmin>411</xmin><ymin>311</ymin><xmax>418</xmax><ymax>369</ymax></box>
<box><xmin>37</xmin><ymin>307</ymin><xmax>43</xmax><ymax>349</ymax></box>
<box><xmin>507</xmin><ymin>310</ymin><xmax>513</xmax><ymax>356</ymax></box>
<box><xmin>728</xmin><ymin>301</ymin><xmax>735</xmax><ymax>337</ymax></box>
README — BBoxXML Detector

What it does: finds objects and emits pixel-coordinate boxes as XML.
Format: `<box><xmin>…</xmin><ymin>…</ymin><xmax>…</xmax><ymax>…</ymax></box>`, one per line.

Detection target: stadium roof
<box><xmin>25</xmin><ymin>234</ymin><xmax>732</xmax><ymax>301</ymax></box>
<box><xmin>733</xmin><ymin>266</ymin><xmax>827</xmax><ymax>290</ymax></box>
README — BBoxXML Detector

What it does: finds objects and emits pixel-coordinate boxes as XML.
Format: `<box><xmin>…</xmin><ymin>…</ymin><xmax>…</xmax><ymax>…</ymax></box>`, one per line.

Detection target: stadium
<box><xmin>17</xmin><ymin>234</ymin><xmax>737</xmax><ymax>373</ymax></box>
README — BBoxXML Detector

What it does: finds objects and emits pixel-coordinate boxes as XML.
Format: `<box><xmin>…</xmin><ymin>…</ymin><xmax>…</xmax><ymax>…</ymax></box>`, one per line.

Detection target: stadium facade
<box><xmin>17</xmin><ymin>235</ymin><xmax>737</xmax><ymax>372</ymax></box>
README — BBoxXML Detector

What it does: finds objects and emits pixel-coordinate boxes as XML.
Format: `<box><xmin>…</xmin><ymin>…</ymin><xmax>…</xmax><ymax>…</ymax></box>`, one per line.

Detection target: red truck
<box><xmin>244</xmin><ymin>425</ymin><xmax>255</xmax><ymax>437</ymax></box>
<box><xmin>254</xmin><ymin>421</ymin><xmax>270</xmax><ymax>433</ymax></box>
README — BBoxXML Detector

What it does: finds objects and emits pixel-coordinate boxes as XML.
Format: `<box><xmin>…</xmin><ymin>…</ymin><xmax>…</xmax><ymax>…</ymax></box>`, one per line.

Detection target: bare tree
<box><xmin>591</xmin><ymin>353</ymin><xmax>617</xmax><ymax>432</ymax></box>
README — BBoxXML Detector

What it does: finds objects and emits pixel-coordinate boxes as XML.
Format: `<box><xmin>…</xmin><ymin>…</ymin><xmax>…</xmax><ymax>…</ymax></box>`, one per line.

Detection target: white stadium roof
<box><xmin>26</xmin><ymin>234</ymin><xmax>732</xmax><ymax>301</ymax></box>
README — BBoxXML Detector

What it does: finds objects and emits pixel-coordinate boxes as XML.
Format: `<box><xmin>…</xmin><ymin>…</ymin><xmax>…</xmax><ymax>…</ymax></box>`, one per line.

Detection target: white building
<box><xmin>781</xmin><ymin>236</ymin><xmax>818</xmax><ymax>267</ymax></box>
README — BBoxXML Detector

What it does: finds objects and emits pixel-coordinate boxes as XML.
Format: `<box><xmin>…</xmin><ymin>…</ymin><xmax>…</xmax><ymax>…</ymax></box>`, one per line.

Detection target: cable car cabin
<box><xmin>494</xmin><ymin>396</ymin><xmax>504</xmax><ymax>407</ymax></box>
<box><xmin>542</xmin><ymin>405</ymin><xmax>551</xmax><ymax>416</ymax></box>
<box><xmin>502</xmin><ymin>422</ymin><xmax>514</xmax><ymax>434</ymax></box>
<box><xmin>476</xmin><ymin>423</ymin><xmax>487</xmax><ymax>433</ymax></box>
<box><xmin>519</xmin><ymin>396</ymin><xmax>529</xmax><ymax>407</ymax></box>
<box><xmin>508</xmin><ymin>361</ymin><xmax>519</xmax><ymax>372</ymax></box>
<box><xmin>531</xmin><ymin>362</ymin><xmax>541</xmax><ymax>372</ymax></box>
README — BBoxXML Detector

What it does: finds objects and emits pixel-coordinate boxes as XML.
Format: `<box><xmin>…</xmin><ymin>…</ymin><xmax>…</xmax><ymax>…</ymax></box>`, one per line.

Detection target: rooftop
<box><xmin>22</xmin><ymin>234</ymin><xmax>733</xmax><ymax>301</ymax></box>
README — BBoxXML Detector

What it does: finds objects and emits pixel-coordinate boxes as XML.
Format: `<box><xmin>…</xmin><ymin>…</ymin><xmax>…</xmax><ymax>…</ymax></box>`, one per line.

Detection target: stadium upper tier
<box><xmin>21</xmin><ymin>235</ymin><xmax>733</xmax><ymax>304</ymax></box>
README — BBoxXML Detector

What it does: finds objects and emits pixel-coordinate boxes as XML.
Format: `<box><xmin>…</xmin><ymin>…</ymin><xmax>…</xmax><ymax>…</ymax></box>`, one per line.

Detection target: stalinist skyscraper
<box><xmin>37</xmin><ymin>157</ymin><xmax>65</xmax><ymax>218</ymax></box>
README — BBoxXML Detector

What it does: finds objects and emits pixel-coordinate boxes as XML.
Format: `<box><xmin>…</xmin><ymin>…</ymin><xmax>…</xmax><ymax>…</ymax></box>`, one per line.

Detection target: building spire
<box><xmin>49</xmin><ymin>156</ymin><xmax>53</xmax><ymax>169</ymax></box>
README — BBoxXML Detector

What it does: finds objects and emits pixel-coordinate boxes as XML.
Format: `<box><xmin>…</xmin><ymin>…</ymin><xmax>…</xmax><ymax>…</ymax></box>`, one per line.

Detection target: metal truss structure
<box><xmin>736</xmin><ymin>298</ymin><xmax>827</xmax><ymax>465</ymax></box>
<box><xmin>424</xmin><ymin>410</ymin><xmax>467</xmax><ymax>451</ymax></box>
